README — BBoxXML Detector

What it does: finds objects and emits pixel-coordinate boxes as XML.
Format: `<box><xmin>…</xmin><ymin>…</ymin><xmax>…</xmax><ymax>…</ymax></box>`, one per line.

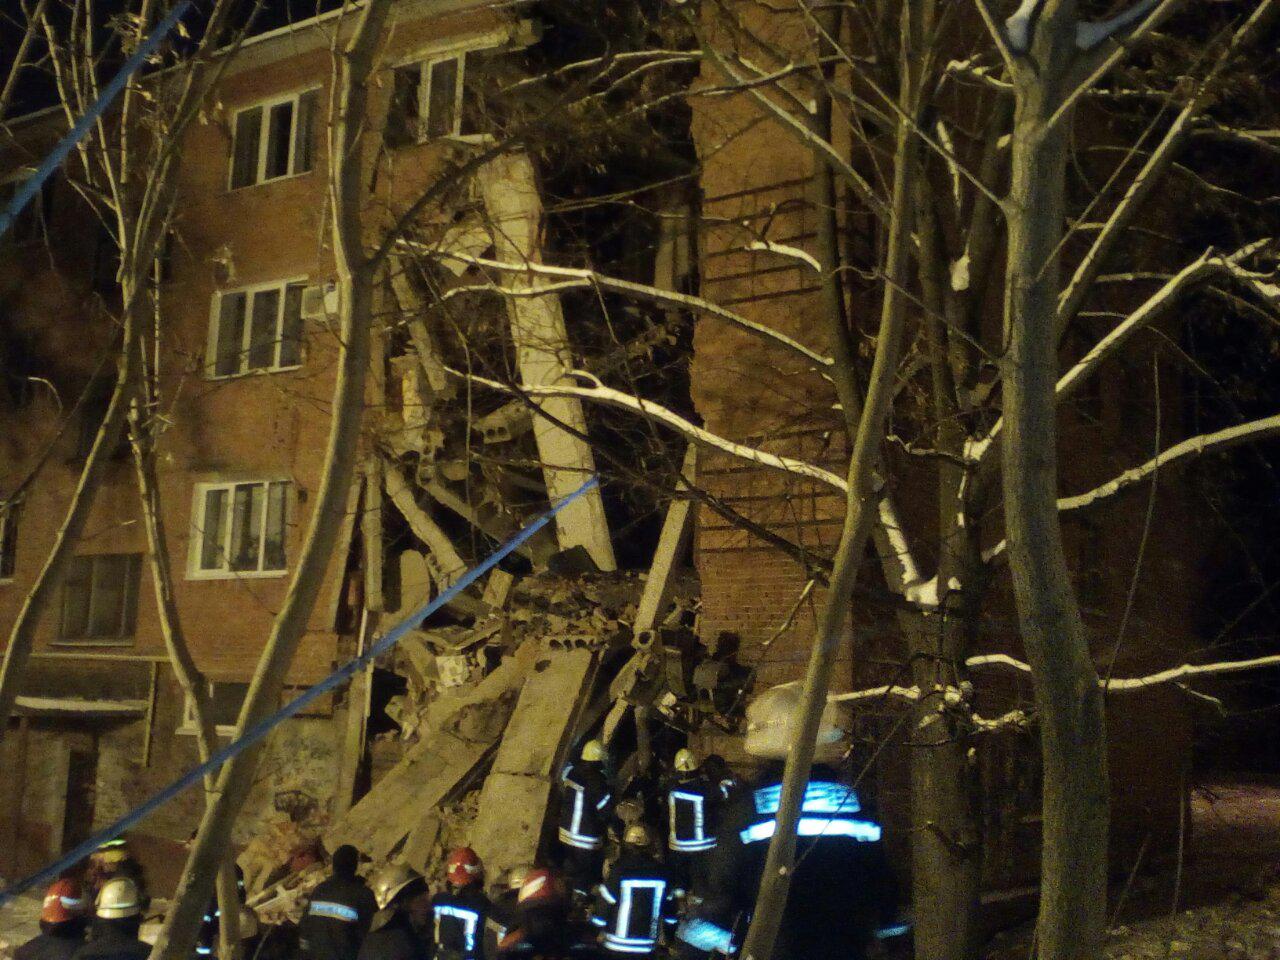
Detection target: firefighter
<box><xmin>15</xmin><ymin>878</ymin><xmax>89</xmax><ymax>960</ymax></box>
<box><xmin>662</xmin><ymin>748</ymin><xmax>720</xmax><ymax>893</ymax></box>
<box><xmin>485</xmin><ymin>866</ymin><xmax>527</xmax><ymax>957</ymax></box>
<box><xmin>676</xmin><ymin>685</ymin><xmax>901</xmax><ymax>960</ymax></box>
<box><xmin>556</xmin><ymin>739</ymin><xmax>613</xmax><ymax>897</ymax></box>
<box><xmin>495</xmin><ymin>867</ymin><xmax>571</xmax><ymax>958</ymax></box>
<box><xmin>194</xmin><ymin>860</ymin><xmax>247</xmax><ymax>958</ymax></box>
<box><xmin>357</xmin><ymin>863</ymin><xmax>432</xmax><ymax>960</ymax></box>
<box><xmin>85</xmin><ymin>840</ymin><xmax>148</xmax><ymax>912</ymax></box>
<box><xmin>299</xmin><ymin>845</ymin><xmax>378</xmax><ymax>960</ymax></box>
<box><xmin>430</xmin><ymin>847</ymin><xmax>493</xmax><ymax>960</ymax></box>
<box><xmin>72</xmin><ymin>877</ymin><xmax>149</xmax><ymax>960</ymax></box>
<box><xmin>591</xmin><ymin>824</ymin><xmax>675</xmax><ymax>959</ymax></box>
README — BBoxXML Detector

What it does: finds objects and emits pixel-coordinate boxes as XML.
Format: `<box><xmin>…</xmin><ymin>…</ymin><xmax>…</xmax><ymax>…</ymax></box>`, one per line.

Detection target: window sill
<box><xmin>226</xmin><ymin>168</ymin><xmax>315</xmax><ymax>194</ymax></box>
<box><xmin>177</xmin><ymin>725</ymin><xmax>236</xmax><ymax>738</ymax></box>
<box><xmin>203</xmin><ymin>362</ymin><xmax>304</xmax><ymax>383</ymax></box>
<box><xmin>186</xmin><ymin>568</ymin><xmax>289</xmax><ymax>582</ymax></box>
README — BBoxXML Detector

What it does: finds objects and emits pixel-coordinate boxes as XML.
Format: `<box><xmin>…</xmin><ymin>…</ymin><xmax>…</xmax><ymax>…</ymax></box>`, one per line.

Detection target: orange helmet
<box><xmin>445</xmin><ymin>847</ymin><xmax>483</xmax><ymax>887</ymax></box>
<box><xmin>516</xmin><ymin>868</ymin><xmax>564</xmax><ymax>906</ymax></box>
<box><xmin>42</xmin><ymin>878</ymin><xmax>87</xmax><ymax>924</ymax></box>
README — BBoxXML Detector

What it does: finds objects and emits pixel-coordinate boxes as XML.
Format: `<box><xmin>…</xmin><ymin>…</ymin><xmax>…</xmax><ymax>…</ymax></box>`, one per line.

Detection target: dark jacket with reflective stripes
<box><xmin>355</xmin><ymin>910</ymin><xmax>431</xmax><ymax>960</ymax></box>
<box><xmin>71</xmin><ymin>926</ymin><xmax>150</xmax><ymax>960</ymax></box>
<box><xmin>592</xmin><ymin>850</ymin><xmax>675</xmax><ymax>956</ymax></box>
<box><xmin>15</xmin><ymin>930</ymin><xmax>84</xmax><ymax>960</ymax></box>
<box><xmin>299</xmin><ymin>874</ymin><xmax>377</xmax><ymax>960</ymax></box>
<box><xmin>430</xmin><ymin>886</ymin><xmax>492</xmax><ymax>960</ymax></box>
<box><xmin>557</xmin><ymin>760</ymin><xmax>612</xmax><ymax>851</ymax></box>
<box><xmin>662</xmin><ymin>771</ymin><xmax>720</xmax><ymax>853</ymax></box>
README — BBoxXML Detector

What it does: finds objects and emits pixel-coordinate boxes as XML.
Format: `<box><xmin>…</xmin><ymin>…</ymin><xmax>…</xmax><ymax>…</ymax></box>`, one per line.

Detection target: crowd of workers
<box><xmin>13</xmin><ymin>717</ymin><xmax>905</xmax><ymax>960</ymax></box>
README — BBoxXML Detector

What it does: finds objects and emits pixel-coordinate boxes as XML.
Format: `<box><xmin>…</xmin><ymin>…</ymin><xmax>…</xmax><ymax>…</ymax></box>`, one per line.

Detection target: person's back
<box><xmin>594</xmin><ymin>828</ymin><xmax>674</xmax><ymax>959</ymax></box>
<box><xmin>430</xmin><ymin>884</ymin><xmax>491</xmax><ymax>960</ymax></box>
<box><xmin>73</xmin><ymin>876</ymin><xmax>148</xmax><ymax>960</ymax></box>
<box><xmin>356</xmin><ymin>911</ymin><xmax>429</xmax><ymax>960</ymax></box>
<box><xmin>299</xmin><ymin>846</ymin><xmax>377</xmax><ymax>960</ymax></box>
<box><xmin>18</xmin><ymin>879</ymin><xmax>89</xmax><ymax>960</ymax></box>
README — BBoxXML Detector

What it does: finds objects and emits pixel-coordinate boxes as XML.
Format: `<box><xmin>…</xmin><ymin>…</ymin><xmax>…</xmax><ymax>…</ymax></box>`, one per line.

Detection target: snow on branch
<box><xmin>746</xmin><ymin>241</ymin><xmax>821</xmax><ymax>274</ymax></box>
<box><xmin>1075</xmin><ymin>0</ymin><xmax>1164</xmax><ymax>51</ymax></box>
<box><xmin>450</xmin><ymin>367</ymin><xmax>851</xmax><ymax>492</ymax></box>
<box><xmin>1057</xmin><ymin>412</ymin><xmax>1280</xmax><ymax>513</ymax></box>
<box><xmin>405</xmin><ymin>242</ymin><xmax>836</xmax><ymax>372</ymax></box>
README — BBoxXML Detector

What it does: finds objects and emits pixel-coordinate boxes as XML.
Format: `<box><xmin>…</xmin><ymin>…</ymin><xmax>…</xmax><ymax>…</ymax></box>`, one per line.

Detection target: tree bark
<box><xmin>148</xmin><ymin>2</ymin><xmax>392</xmax><ymax>956</ymax></box>
<box><xmin>129</xmin><ymin>393</ymin><xmax>240</xmax><ymax>957</ymax></box>
<box><xmin>1002</xmin><ymin>6</ymin><xmax>1109</xmax><ymax>958</ymax></box>
<box><xmin>738</xmin><ymin>5</ymin><xmax>920</xmax><ymax>957</ymax></box>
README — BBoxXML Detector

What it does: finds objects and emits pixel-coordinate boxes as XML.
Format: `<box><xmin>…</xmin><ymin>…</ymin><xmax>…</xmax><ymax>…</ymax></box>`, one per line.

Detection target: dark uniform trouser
<box><xmin>560</xmin><ymin>844</ymin><xmax>605</xmax><ymax>895</ymax></box>
<box><xmin>668</xmin><ymin>850</ymin><xmax>714</xmax><ymax>894</ymax></box>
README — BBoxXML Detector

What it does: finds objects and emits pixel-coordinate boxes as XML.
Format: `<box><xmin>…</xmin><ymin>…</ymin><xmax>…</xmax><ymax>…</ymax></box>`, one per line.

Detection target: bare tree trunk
<box><xmin>129</xmin><ymin>392</ymin><xmax>240</xmax><ymax>957</ymax></box>
<box><xmin>1002</xmin><ymin>9</ymin><xmax>1109</xmax><ymax>959</ymax></box>
<box><xmin>0</xmin><ymin>311</ymin><xmax>138</xmax><ymax>737</ymax></box>
<box><xmin>738</xmin><ymin>6</ymin><xmax>920</xmax><ymax>957</ymax></box>
<box><xmin>148</xmin><ymin>3</ymin><xmax>392</xmax><ymax>956</ymax></box>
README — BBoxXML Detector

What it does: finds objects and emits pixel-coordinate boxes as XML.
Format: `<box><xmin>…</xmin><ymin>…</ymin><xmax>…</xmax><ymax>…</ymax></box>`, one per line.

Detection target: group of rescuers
<box><xmin>15</xmin><ymin>685</ymin><xmax>907</xmax><ymax>960</ymax></box>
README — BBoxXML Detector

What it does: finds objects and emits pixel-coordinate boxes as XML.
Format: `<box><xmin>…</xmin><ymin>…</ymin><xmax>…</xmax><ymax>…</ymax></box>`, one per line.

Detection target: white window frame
<box><xmin>177</xmin><ymin>680</ymin><xmax>249</xmax><ymax>738</ymax></box>
<box><xmin>392</xmin><ymin>40</ymin><xmax>500</xmax><ymax>145</ymax></box>
<box><xmin>227</xmin><ymin>88</ymin><xmax>318</xmax><ymax>190</ymax></box>
<box><xmin>205</xmin><ymin>277</ymin><xmax>308</xmax><ymax>380</ymax></box>
<box><xmin>188</xmin><ymin>479</ymin><xmax>291</xmax><ymax>581</ymax></box>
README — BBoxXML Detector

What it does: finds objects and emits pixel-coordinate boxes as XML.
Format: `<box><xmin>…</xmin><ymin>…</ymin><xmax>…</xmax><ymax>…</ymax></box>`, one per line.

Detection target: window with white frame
<box><xmin>191</xmin><ymin>480</ymin><xmax>289</xmax><ymax>578</ymax></box>
<box><xmin>388</xmin><ymin>46</ymin><xmax>497</xmax><ymax>145</ymax></box>
<box><xmin>179</xmin><ymin>680</ymin><xmax>250</xmax><ymax>737</ymax></box>
<box><xmin>59</xmin><ymin>554</ymin><xmax>141</xmax><ymax>643</ymax></box>
<box><xmin>228</xmin><ymin>90</ymin><xmax>318</xmax><ymax>189</ymax></box>
<box><xmin>207</xmin><ymin>281</ymin><xmax>306</xmax><ymax>378</ymax></box>
<box><xmin>0</xmin><ymin>500</ymin><xmax>18</xmax><ymax>580</ymax></box>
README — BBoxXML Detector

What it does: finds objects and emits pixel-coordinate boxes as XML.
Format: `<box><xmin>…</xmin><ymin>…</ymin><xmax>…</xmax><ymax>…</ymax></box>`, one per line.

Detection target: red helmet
<box><xmin>517</xmin><ymin>868</ymin><xmax>565</xmax><ymax>906</ymax></box>
<box><xmin>445</xmin><ymin>847</ymin><xmax>483</xmax><ymax>887</ymax></box>
<box><xmin>42</xmin><ymin>878</ymin><xmax>87</xmax><ymax>924</ymax></box>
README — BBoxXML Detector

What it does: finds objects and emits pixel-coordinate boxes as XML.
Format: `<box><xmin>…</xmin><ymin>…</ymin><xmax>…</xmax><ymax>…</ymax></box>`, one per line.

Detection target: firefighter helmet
<box><xmin>95</xmin><ymin>876</ymin><xmax>142</xmax><ymax>920</ymax></box>
<box><xmin>623</xmin><ymin>823</ymin><xmax>651</xmax><ymax>847</ymax></box>
<box><xmin>580</xmin><ymin>739</ymin><xmax>604</xmax><ymax>762</ymax></box>
<box><xmin>516</xmin><ymin>868</ymin><xmax>564</xmax><ymax>905</ymax></box>
<box><xmin>95</xmin><ymin>837</ymin><xmax>129</xmax><ymax>865</ymax></box>
<box><xmin>674</xmin><ymin>748</ymin><xmax>698</xmax><ymax>773</ymax></box>
<box><xmin>372</xmin><ymin>862</ymin><xmax>424</xmax><ymax>910</ymax></box>
<box><xmin>445</xmin><ymin>847</ymin><xmax>483</xmax><ymax>887</ymax></box>
<box><xmin>506</xmin><ymin>864</ymin><xmax>531</xmax><ymax>892</ymax></box>
<box><xmin>745</xmin><ymin>682</ymin><xmax>849</xmax><ymax>762</ymax></box>
<box><xmin>41</xmin><ymin>878</ymin><xmax>87</xmax><ymax>924</ymax></box>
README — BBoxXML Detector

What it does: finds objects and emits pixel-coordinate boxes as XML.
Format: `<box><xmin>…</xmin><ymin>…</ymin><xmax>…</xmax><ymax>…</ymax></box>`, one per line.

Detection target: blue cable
<box><xmin>0</xmin><ymin>0</ymin><xmax>193</xmax><ymax>239</ymax></box>
<box><xmin>0</xmin><ymin>475</ymin><xmax>599</xmax><ymax>907</ymax></box>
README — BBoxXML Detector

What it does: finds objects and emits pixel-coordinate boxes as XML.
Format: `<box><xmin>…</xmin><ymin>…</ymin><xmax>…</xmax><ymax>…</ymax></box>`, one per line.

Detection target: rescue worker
<box><xmin>676</xmin><ymin>685</ymin><xmax>900</xmax><ymax>960</ymax></box>
<box><xmin>701</xmin><ymin>755</ymin><xmax>743</xmax><ymax>806</ymax></box>
<box><xmin>299</xmin><ymin>844</ymin><xmax>378</xmax><ymax>960</ymax></box>
<box><xmin>556</xmin><ymin>739</ymin><xmax>612</xmax><ymax>897</ymax></box>
<box><xmin>15</xmin><ymin>878</ymin><xmax>89</xmax><ymax>960</ymax></box>
<box><xmin>72</xmin><ymin>877</ymin><xmax>149</xmax><ymax>960</ymax></box>
<box><xmin>485</xmin><ymin>866</ymin><xmax>527</xmax><ymax>957</ymax></box>
<box><xmin>495</xmin><ymin>868</ymin><xmax>571</xmax><ymax>958</ymax></box>
<box><xmin>194</xmin><ymin>860</ymin><xmax>247</xmax><ymax>958</ymax></box>
<box><xmin>86</xmin><ymin>840</ymin><xmax>148</xmax><ymax>912</ymax></box>
<box><xmin>591</xmin><ymin>824</ymin><xmax>675</xmax><ymax>959</ymax></box>
<box><xmin>430</xmin><ymin>847</ymin><xmax>493</xmax><ymax>960</ymax></box>
<box><xmin>662</xmin><ymin>748</ymin><xmax>720</xmax><ymax>893</ymax></box>
<box><xmin>357</xmin><ymin>863</ymin><xmax>432</xmax><ymax>960</ymax></box>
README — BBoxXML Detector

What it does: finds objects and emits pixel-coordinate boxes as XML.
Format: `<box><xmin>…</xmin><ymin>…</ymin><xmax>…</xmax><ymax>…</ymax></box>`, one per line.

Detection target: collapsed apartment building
<box><xmin>0</xmin><ymin>0</ymin><xmax>1210</xmax><ymax>917</ymax></box>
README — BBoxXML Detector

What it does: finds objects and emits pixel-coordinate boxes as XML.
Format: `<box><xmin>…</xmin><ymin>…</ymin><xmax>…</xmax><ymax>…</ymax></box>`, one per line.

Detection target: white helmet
<box><xmin>372</xmin><ymin>862</ymin><xmax>424</xmax><ymax>911</ymax></box>
<box><xmin>674</xmin><ymin>748</ymin><xmax>698</xmax><ymax>773</ymax></box>
<box><xmin>745</xmin><ymin>683</ymin><xmax>849</xmax><ymax>762</ymax></box>
<box><xmin>624</xmin><ymin>823</ymin><xmax>651</xmax><ymax>847</ymax></box>
<box><xmin>506</xmin><ymin>865</ymin><xmax>531</xmax><ymax>892</ymax></box>
<box><xmin>95</xmin><ymin>876</ymin><xmax>142</xmax><ymax>920</ymax></box>
<box><xmin>581</xmin><ymin>739</ymin><xmax>604</xmax><ymax>762</ymax></box>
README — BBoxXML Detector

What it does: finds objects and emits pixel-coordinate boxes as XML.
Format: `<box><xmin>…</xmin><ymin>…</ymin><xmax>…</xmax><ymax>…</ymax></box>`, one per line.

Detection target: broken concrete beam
<box><xmin>469</xmin><ymin>646</ymin><xmax>596</xmax><ymax>878</ymax></box>
<box><xmin>422</xmin><ymin>475</ymin><xmax>555</xmax><ymax>566</ymax></box>
<box><xmin>477</xmin><ymin>153</ymin><xmax>616</xmax><ymax>572</ymax></box>
<box><xmin>326</xmin><ymin>642</ymin><xmax>540</xmax><ymax>858</ymax></box>
<box><xmin>384</xmin><ymin>463</ymin><xmax>468</xmax><ymax>586</ymax></box>
<box><xmin>476</xmin><ymin>401</ymin><xmax>533</xmax><ymax>444</ymax></box>
<box><xmin>634</xmin><ymin>445</ymin><xmax>697</xmax><ymax>633</ymax></box>
<box><xmin>481</xmin><ymin>570</ymin><xmax>515</xmax><ymax>611</ymax></box>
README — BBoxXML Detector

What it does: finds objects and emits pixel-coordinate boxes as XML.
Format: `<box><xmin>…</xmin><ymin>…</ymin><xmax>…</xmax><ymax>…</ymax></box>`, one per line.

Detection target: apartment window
<box><xmin>59</xmin><ymin>554</ymin><xmax>141</xmax><ymax>643</ymax></box>
<box><xmin>388</xmin><ymin>47</ymin><xmax>494</xmax><ymax>145</ymax></box>
<box><xmin>191</xmin><ymin>480</ymin><xmax>289</xmax><ymax>577</ymax></box>
<box><xmin>229</xmin><ymin>90</ymin><xmax>318</xmax><ymax>189</ymax></box>
<box><xmin>207</xmin><ymin>281</ymin><xmax>306</xmax><ymax>378</ymax></box>
<box><xmin>0</xmin><ymin>500</ymin><xmax>18</xmax><ymax>580</ymax></box>
<box><xmin>179</xmin><ymin>680</ymin><xmax>250</xmax><ymax>737</ymax></box>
